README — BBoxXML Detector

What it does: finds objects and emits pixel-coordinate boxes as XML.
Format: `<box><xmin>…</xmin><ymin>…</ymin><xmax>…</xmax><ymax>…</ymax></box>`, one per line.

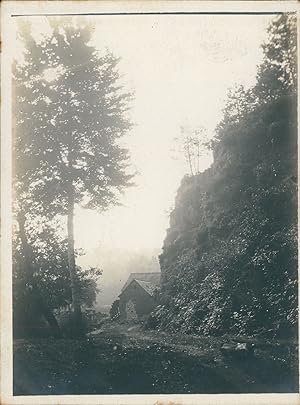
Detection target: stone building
<box><xmin>118</xmin><ymin>272</ymin><xmax>161</xmax><ymax>321</ymax></box>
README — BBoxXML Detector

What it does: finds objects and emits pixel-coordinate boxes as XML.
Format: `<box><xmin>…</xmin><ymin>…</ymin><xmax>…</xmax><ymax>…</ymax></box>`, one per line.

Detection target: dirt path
<box><xmin>13</xmin><ymin>322</ymin><xmax>298</xmax><ymax>395</ymax></box>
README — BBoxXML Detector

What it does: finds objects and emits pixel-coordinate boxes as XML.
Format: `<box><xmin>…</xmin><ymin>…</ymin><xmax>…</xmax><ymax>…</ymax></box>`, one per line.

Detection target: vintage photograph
<box><xmin>6</xmin><ymin>2</ymin><xmax>298</xmax><ymax>399</ymax></box>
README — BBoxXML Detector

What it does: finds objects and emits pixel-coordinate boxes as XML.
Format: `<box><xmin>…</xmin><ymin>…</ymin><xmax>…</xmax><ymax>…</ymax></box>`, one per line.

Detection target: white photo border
<box><xmin>1</xmin><ymin>1</ymin><xmax>299</xmax><ymax>404</ymax></box>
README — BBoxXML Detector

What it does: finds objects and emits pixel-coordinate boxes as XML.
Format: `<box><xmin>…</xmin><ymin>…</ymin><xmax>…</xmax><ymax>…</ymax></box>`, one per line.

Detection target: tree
<box><xmin>255</xmin><ymin>13</ymin><xmax>297</xmax><ymax>102</ymax></box>
<box><xmin>13</xmin><ymin>211</ymin><xmax>63</xmax><ymax>338</ymax></box>
<box><xmin>173</xmin><ymin>125</ymin><xmax>211</xmax><ymax>176</ymax></box>
<box><xmin>13</xmin><ymin>210</ymin><xmax>102</xmax><ymax>337</ymax></box>
<box><xmin>215</xmin><ymin>13</ymin><xmax>297</xmax><ymax>146</ymax></box>
<box><xmin>14</xmin><ymin>18</ymin><xmax>134</xmax><ymax>337</ymax></box>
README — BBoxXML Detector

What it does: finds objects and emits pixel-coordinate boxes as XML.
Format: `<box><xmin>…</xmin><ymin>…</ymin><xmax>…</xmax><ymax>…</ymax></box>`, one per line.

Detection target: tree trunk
<box><xmin>187</xmin><ymin>144</ymin><xmax>194</xmax><ymax>176</ymax></box>
<box><xmin>30</xmin><ymin>280</ymin><xmax>62</xmax><ymax>338</ymax></box>
<box><xmin>17</xmin><ymin>210</ymin><xmax>62</xmax><ymax>338</ymax></box>
<box><xmin>67</xmin><ymin>182</ymin><xmax>85</xmax><ymax>338</ymax></box>
<box><xmin>197</xmin><ymin>142</ymin><xmax>200</xmax><ymax>174</ymax></box>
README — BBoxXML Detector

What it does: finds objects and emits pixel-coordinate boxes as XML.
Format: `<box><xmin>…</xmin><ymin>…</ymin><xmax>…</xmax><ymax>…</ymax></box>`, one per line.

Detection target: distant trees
<box><xmin>13</xmin><ymin>19</ymin><xmax>134</xmax><ymax>337</ymax></box>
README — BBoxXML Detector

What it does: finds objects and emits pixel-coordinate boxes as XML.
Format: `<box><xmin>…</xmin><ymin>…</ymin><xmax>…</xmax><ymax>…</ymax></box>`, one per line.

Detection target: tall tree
<box><xmin>14</xmin><ymin>18</ymin><xmax>134</xmax><ymax>336</ymax></box>
<box><xmin>255</xmin><ymin>13</ymin><xmax>297</xmax><ymax>101</ymax></box>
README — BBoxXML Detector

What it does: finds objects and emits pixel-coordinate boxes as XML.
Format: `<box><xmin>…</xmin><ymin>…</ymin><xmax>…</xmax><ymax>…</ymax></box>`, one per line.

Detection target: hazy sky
<box><xmin>16</xmin><ymin>14</ymin><xmax>273</xmax><ymax>266</ymax></box>
<box><xmin>72</xmin><ymin>14</ymin><xmax>272</xmax><ymax>257</ymax></box>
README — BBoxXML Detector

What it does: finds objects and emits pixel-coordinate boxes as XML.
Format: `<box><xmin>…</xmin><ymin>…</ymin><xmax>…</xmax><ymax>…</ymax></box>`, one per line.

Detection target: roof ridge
<box><xmin>121</xmin><ymin>272</ymin><xmax>161</xmax><ymax>293</ymax></box>
<box><xmin>130</xmin><ymin>272</ymin><xmax>160</xmax><ymax>275</ymax></box>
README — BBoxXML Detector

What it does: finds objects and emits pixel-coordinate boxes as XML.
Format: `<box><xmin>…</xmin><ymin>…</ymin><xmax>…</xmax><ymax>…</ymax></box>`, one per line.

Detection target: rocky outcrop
<box><xmin>154</xmin><ymin>94</ymin><xmax>297</xmax><ymax>338</ymax></box>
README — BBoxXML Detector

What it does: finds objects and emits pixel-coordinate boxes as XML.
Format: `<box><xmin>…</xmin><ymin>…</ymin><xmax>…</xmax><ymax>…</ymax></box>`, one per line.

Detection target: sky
<box><xmin>72</xmin><ymin>14</ymin><xmax>272</xmax><ymax>255</ymax></box>
<box><xmin>15</xmin><ymin>14</ymin><xmax>273</xmax><ymax>305</ymax></box>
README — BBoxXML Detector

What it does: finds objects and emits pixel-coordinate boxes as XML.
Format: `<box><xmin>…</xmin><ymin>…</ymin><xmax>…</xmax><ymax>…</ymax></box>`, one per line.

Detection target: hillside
<box><xmin>151</xmin><ymin>15</ymin><xmax>297</xmax><ymax>339</ymax></box>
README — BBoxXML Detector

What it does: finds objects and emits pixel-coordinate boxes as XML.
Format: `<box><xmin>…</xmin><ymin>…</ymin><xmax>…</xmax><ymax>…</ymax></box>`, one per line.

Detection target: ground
<box><xmin>14</xmin><ymin>321</ymin><xmax>298</xmax><ymax>395</ymax></box>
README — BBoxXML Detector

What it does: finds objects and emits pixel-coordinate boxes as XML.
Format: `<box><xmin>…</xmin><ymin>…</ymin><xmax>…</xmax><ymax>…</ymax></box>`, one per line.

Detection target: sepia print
<box><xmin>1</xmin><ymin>1</ymin><xmax>299</xmax><ymax>404</ymax></box>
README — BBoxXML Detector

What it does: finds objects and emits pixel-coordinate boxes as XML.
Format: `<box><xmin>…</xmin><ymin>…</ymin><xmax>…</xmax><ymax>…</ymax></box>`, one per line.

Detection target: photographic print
<box><xmin>1</xmin><ymin>1</ymin><xmax>299</xmax><ymax>403</ymax></box>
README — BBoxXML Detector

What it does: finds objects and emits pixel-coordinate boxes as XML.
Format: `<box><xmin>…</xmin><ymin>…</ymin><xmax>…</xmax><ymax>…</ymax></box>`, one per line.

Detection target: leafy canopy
<box><xmin>14</xmin><ymin>18</ymin><xmax>134</xmax><ymax>217</ymax></box>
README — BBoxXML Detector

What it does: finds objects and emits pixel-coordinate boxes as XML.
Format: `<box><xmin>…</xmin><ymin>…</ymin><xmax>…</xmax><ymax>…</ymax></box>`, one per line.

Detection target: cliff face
<box><xmin>154</xmin><ymin>95</ymin><xmax>297</xmax><ymax>337</ymax></box>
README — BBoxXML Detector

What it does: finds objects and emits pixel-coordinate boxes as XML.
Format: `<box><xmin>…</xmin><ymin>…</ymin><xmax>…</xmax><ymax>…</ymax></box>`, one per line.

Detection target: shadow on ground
<box><xmin>13</xmin><ymin>322</ymin><xmax>298</xmax><ymax>395</ymax></box>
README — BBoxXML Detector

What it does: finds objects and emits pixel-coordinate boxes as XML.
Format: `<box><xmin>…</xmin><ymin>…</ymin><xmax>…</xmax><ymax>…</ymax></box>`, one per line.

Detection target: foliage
<box><xmin>256</xmin><ymin>13</ymin><xmax>297</xmax><ymax>101</ymax></box>
<box><xmin>110</xmin><ymin>299</ymin><xmax>121</xmax><ymax>320</ymax></box>
<box><xmin>153</xmin><ymin>14</ymin><xmax>297</xmax><ymax>338</ymax></box>
<box><xmin>14</xmin><ymin>19</ymin><xmax>133</xmax><ymax>215</ymax></box>
<box><xmin>13</xmin><ymin>18</ymin><xmax>134</xmax><ymax>335</ymax></box>
<box><xmin>13</xmin><ymin>216</ymin><xmax>101</xmax><ymax>337</ymax></box>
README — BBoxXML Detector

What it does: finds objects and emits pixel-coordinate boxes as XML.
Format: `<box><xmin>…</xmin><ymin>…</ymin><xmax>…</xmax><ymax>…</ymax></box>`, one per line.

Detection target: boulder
<box><xmin>221</xmin><ymin>342</ymin><xmax>255</xmax><ymax>358</ymax></box>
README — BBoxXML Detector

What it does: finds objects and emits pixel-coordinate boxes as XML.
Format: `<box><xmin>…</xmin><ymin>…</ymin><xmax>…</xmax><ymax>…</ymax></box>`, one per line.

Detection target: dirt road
<box><xmin>14</xmin><ymin>322</ymin><xmax>298</xmax><ymax>395</ymax></box>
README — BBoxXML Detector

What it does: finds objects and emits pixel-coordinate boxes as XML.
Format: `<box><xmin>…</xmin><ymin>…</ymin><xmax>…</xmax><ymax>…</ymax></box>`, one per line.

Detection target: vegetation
<box><xmin>12</xmin><ymin>13</ymin><xmax>298</xmax><ymax>395</ymax></box>
<box><xmin>153</xmin><ymin>14</ymin><xmax>297</xmax><ymax>338</ymax></box>
<box><xmin>13</xmin><ymin>19</ymin><xmax>133</xmax><ymax>337</ymax></box>
<box><xmin>14</xmin><ymin>323</ymin><xmax>298</xmax><ymax>394</ymax></box>
<box><xmin>110</xmin><ymin>299</ymin><xmax>121</xmax><ymax>320</ymax></box>
<box><xmin>13</xmin><ymin>213</ymin><xmax>101</xmax><ymax>338</ymax></box>
<box><xmin>173</xmin><ymin>125</ymin><xmax>210</xmax><ymax>176</ymax></box>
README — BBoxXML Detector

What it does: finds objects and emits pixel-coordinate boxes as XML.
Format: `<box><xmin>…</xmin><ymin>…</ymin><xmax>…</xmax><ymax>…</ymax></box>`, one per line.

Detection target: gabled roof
<box><xmin>134</xmin><ymin>279</ymin><xmax>159</xmax><ymax>297</ymax></box>
<box><xmin>121</xmin><ymin>272</ymin><xmax>161</xmax><ymax>292</ymax></box>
